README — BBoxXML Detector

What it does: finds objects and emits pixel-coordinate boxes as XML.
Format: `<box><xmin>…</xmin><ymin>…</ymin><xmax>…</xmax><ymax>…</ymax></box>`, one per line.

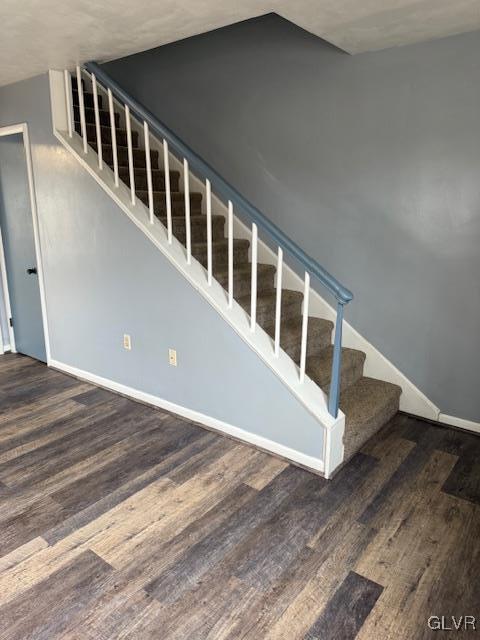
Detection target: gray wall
<box><xmin>0</xmin><ymin>73</ymin><xmax>324</xmax><ymax>458</ymax></box>
<box><xmin>105</xmin><ymin>15</ymin><xmax>480</xmax><ymax>422</ymax></box>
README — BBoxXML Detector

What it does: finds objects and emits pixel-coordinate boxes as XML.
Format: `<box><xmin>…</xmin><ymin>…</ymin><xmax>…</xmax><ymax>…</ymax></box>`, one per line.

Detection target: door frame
<box><xmin>0</xmin><ymin>123</ymin><xmax>51</xmax><ymax>362</ymax></box>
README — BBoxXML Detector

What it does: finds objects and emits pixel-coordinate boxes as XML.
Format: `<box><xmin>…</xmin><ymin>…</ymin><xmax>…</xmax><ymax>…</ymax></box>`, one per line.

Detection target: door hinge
<box><xmin>9</xmin><ymin>318</ymin><xmax>13</xmax><ymax>327</ymax></box>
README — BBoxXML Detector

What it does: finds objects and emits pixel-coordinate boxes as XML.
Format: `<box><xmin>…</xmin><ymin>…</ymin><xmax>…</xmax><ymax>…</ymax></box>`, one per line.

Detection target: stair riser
<box><xmin>343</xmin><ymin>396</ymin><xmax>400</xmax><ymax>461</ymax></box>
<box><xmin>193</xmin><ymin>245</ymin><xmax>249</xmax><ymax>269</ymax></box>
<box><xmin>75</xmin><ymin>122</ymin><xmax>139</xmax><ymax>148</ymax></box>
<box><xmin>324</xmin><ymin>358</ymin><xmax>365</xmax><ymax>395</ymax></box>
<box><xmin>137</xmin><ymin>191</ymin><xmax>202</xmax><ymax>209</ymax></box>
<box><xmin>121</xmin><ymin>172</ymin><xmax>180</xmax><ymax>192</ymax></box>
<box><xmin>257</xmin><ymin>298</ymin><xmax>302</xmax><ymax>330</ymax></box>
<box><xmin>74</xmin><ymin>108</ymin><xmax>120</xmax><ymax>127</ymax></box>
<box><xmin>72</xmin><ymin>91</ymin><xmax>103</xmax><ymax>110</ymax></box>
<box><xmin>221</xmin><ymin>272</ymin><xmax>275</xmax><ymax>299</ymax></box>
<box><xmin>153</xmin><ymin>201</ymin><xmax>202</xmax><ymax>216</ymax></box>
<box><xmin>283</xmin><ymin>328</ymin><xmax>332</xmax><ymax>364</ymax></box>
<box><xmin>156</xmin><ymin>217</ymin><xmax>225</xmax><ymax>244</ymax></box>
<box><xmin>148</xmin><ymin>192</ymin><xmax>202</xmax><ymax>205</ymax></box>
<box><xmin>102</xmin><ymin>147</ymin><xmax>159</xmax><ymax>170</ymax></box>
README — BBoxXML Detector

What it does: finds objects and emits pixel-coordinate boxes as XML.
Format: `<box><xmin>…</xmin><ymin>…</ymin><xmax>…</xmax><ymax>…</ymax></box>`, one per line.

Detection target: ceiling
<box><xmin>1</xmin><ymin>0</ymin><xmax>480</xmax><ymax>87</ymax></box>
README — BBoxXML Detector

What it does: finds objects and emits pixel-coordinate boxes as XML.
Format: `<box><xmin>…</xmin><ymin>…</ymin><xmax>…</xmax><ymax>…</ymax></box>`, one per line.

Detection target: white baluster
<box><xmin>125</xmin><ymin>105</ymin><xmax>135</xmax><ymax>204</ymax></box>
<box><xmin>250</xmin><ymin>223</ymin><xmax>258</xmax><ymax>332</ymax></box>
<box><xmin>76</xmin><ymin>66</ymin><xmax>88</xmax><ymax>154</ymax></box>
<box><xmin>64</xmin><ymin>70</ymin><xmax>73</xmax><ymax>138</ymax></box>
<box><xmin>228</xmin><ymin>201</ymin><xmax>234</xmax><ymax>308</ymax></box>
<box><xmin>163</xmin><ymin>140</ymin><xmax>172</xmax><ymax>242</ymax></box>
<box><xmin>206</xmin><ymin>179</ymin><xmax>213</xmax><ymax>285</ymax></box>
<box><xmin>92</xmin><ymin>74</ymin><xmax>103</xmax><ymax>170</ymax></box>
<box><xmin>184</xmin><ymin>159</ymin><xmax>191</xmax><ymax>263</ymax></box>
<box><xmin>107</xmin><ymin>88</ymin><xmax>119</xmax><ymax>187</ymax></box>
<box><xmin>144</xmin><ymin>122</ymin><xmax>154</xmax><ymax>223</ymax></box>
<box><xmin>299</xmin><ymin>271</ymin><xmax>310</xmax><ymax>383</ymax></box>
<box><xmin>274</xmin><ymin>247</ymin><xmax>283</xmax><ymax>357</ymax></box>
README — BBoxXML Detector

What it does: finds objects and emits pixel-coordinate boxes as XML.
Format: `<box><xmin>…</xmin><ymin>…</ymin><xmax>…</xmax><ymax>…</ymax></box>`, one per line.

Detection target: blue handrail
<box><xmin>85</xmin><ymin>61</ymin><xmax>353</xmax><ymax>306</ymax></box>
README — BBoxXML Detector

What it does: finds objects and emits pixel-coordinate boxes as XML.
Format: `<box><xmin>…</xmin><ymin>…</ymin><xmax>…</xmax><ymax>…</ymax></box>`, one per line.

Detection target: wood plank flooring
<box><xmin>0</xmin><ymin>353</ymin><xmax>478</xmax><ymax>639</ymax></box>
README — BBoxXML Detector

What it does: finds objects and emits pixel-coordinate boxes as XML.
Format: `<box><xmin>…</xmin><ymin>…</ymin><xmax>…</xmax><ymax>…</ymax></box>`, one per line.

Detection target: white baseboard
<box><xmin>49</xmin><ymin>358</ymin><xmax>325</xmax><ymax>474</ymax></box>
<box><xmin>438</xmin><ymin>413</ymin><xmax>480</xmax><ymax>435</ymax></box>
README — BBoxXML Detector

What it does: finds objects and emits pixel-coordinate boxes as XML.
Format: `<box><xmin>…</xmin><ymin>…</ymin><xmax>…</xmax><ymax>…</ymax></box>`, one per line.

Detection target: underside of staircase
<box><xmin>66</xmin><ymin>78</ymin><xmax>401</xmax><ymax>471</ymax></box>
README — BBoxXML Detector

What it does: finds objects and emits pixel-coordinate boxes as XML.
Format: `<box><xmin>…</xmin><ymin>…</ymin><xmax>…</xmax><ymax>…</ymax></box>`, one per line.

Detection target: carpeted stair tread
<box><xmin>94</xmin><ymin>144</ymin><xmax>159</xmax><ymax>169</ymax></box>
<box><xmin>118</xmin><ymin>168</ymin><xmax>183</xmax><ymax>178</ymax></box>
<box><xmin>119</xmin><ymin>167</ymin><xmax>180</xmax><ymax>179</ymax></box>
<box><xmin>215</xmin><ymin>263</ymin><xmax>276</xmax><ymax>297</ymax></box>
<box><xmin>155</xmin><ymin>214</ymin><xmax>225</xmax><ymax>243</ymax></box>
<box><xmin>156</xmin><ymin>213</ymin><xmax>223</xmax><ymax>223</ymax></box>
<box><xmin>192</xmin><ymin>238</ymin><xmax>249</xmax><ymax>250</ymax></box>
<box><xmin>307</xmin><ymin>346</ymin><xmax>366</xmax><ymax>393</ymax></box>
<box><xmin>136</xmin><ymin>190</ymin><xmax>202</xmax><ymax>204</ymax></box>
<box><xmin>73</xmin><ymin>107</ymin><xmax>119</xmax><ymax>127</ymax></box>
<box><xmin>72</xmin><ymin>89</ymin><xmax>101</xmax><ymax>110</ymax></box>
<box><xmin>192</xmin><ymin>239</ymin><xmax>250</xmax><ymax>268</ymax></box>
<box><xmin>215</xmin><ymin>262</ymin><xmax>275</xmax><ymax>281</ymax></box>
<box><xmin>237</xmin><ymin>289</ymin><xmax>303</xmax><ymax>328</ymax></box>
<box><xmin>340</xmin><ymin>377</ymin><xmax>402</xmax><ymax>461</ymax></box>
<box><xmin>266</xmin><ymin>316</ymin><xmax>333</xmax><ymax>362</ymax></box>
<box><xmin>138</xmin><ymin>189</ymin><xmax>203</xmax><ymax>216</ymax></box>
<box><xmin>74</xmin><ymin>121</ymin><xmax>137</xmax><ymax>146</ymax></box>
<box><xmin>119</xmin><ymin>167</ymin><xmax>180</xmax><ymax>191</ymax></box>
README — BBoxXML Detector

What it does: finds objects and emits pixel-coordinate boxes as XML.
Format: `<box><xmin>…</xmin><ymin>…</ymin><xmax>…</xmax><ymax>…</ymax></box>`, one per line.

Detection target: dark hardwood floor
<box><xmin>0</xmin><ymin>353</ymin><xmax>478</xmax><ymax>639</ymax></box>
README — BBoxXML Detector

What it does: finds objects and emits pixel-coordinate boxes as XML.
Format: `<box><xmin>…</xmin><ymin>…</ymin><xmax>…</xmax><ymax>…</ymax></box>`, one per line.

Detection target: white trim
<box><xmin>21</xmin><ymin>125</ymin><xmax>52</xmax><ymax>363</ymax></box>
<box><xmin>50</xmin><ymin>70</ymin><xmax>68</xmax><ymax>133</ymax></box>
<box><xmin>0</xmin><ymin>122</ymin><xmax>51</xmax><ymax>364</ymax></box>
<box><xmin>49</xmin><ymin>358</ymin><xmax>325</xmax><ymax>474</ymax></box>
<box><xmin>438</xmin><ymin>413</ymin><xmax>480</xmax><ymax>435</ymax></box>
<box><xmin>323</xmin><ymin>415</ymin><xmax>345</xmax><ymax>478</ymax></box>
<box><xmin>0</xmin><ymin>226</ymin><xmax>15</xmax><ymax>352</ymax></box>
<box><xmin>0</xmin><ymin>124</ymin><xmax>28</xmax><ymax>138</ymax></box>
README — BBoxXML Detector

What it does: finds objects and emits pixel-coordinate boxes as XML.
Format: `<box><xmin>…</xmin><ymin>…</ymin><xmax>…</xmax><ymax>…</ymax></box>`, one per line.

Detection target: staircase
<box><xmin>51</xmin><ymin>65</ymin><xmax>402</xmax><ymax>476</ymax></box>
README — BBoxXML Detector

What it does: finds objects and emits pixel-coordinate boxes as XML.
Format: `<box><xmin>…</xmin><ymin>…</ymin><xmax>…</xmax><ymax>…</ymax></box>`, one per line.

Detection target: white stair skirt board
<box><xmin>50</xmin><ymin>358</ymin><xmax>325</xmax><ymax>474</ymax></box>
